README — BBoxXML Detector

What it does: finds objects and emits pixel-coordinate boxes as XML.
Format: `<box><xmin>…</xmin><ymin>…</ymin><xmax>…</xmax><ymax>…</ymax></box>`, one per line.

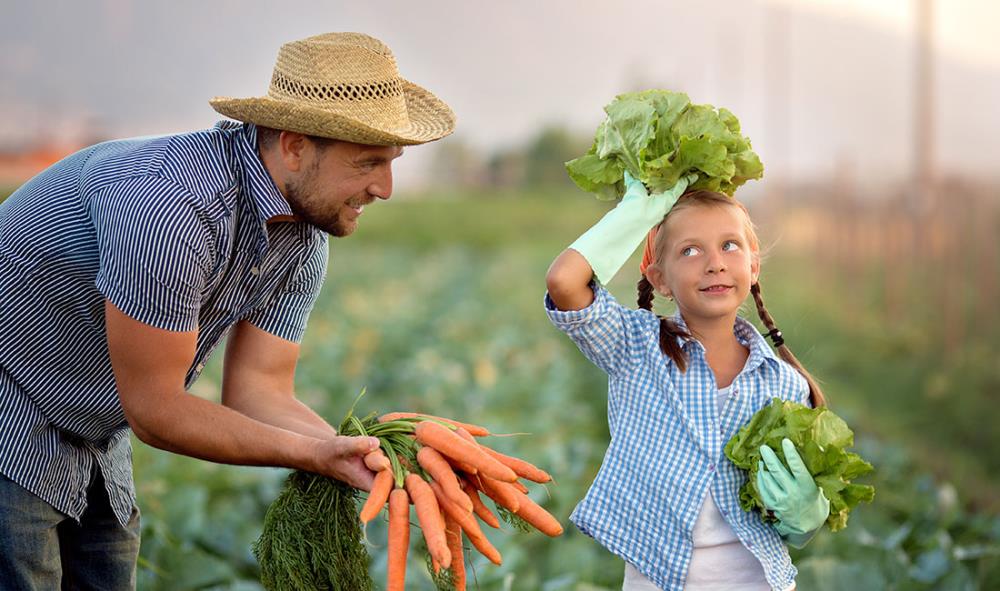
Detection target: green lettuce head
<box><xmin>724</xmin><ymin>398</ymin><xmax>876</xmax><ymax>532</ymax></box>
<box><xmin>566</xmin><ymin>90</ymin><xmax>764</xmax><ymax>200</ymax></box>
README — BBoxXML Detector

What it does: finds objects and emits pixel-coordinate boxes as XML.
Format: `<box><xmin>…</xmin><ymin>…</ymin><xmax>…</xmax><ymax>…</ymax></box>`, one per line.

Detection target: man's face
<box><xmin>284</xmin><ymin>140</ymin><xmax>404</xmax><ymax>237</ymax></box>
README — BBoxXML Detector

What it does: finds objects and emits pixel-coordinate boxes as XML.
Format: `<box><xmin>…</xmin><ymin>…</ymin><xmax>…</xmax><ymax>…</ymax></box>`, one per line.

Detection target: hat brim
<box><xmin>209</xmin><ymin>79</ymin><xmax>455</xmax><ymax>146</ymax></box>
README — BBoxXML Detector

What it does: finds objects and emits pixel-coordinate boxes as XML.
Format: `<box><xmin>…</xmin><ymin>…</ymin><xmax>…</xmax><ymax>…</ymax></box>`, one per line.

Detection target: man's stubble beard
<box><xmin>284</xmin><ymin>161</ymin><xmax>353</xmax><ymax>237</ymax></box>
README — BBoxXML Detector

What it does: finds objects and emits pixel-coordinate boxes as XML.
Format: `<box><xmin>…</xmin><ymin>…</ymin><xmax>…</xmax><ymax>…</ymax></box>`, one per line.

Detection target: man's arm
<box><xmin>221</xmin><ymin>320</ymin><xmax>337</xmax><ymax>439</ymax></box>
<box><xmin>105</xmin><ymin>300</ymin><xmax>382</xmax><ymax>491</ymax></box>
<box><xmin>220</xmin><ymin>320</ymin><xmax>389</xmax><ymax>474</ymax></box>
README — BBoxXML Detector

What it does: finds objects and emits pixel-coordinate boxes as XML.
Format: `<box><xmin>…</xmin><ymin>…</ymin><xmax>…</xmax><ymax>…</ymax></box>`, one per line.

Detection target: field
<box><xmin>3</xmin><ymin>187</ymin><xmax>999</xmax><ymax>589</ymax></box>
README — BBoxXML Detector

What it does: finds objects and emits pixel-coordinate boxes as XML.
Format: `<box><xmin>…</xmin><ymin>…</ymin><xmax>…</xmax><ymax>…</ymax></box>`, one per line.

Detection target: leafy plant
<box><xmin>565</xmin><ymin>90</ymin><xmax>764</xmax><ymax>199</ymax></box>
<box><xmin>724</xmin><ymin>398</ymin><xmax>876</xmax><ymax>532</ymax></box>
<box><xmin>253</xmin><ymin>471</ymin><xmax>372</xmax><ymax>591</ymax></box>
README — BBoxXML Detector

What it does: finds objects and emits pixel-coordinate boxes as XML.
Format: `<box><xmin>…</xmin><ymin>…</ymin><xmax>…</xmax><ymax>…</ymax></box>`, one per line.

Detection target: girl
<box><xmin>544</xmin><ymin>173</ymin><xmax>830</xmax><ymax>591</ymax></box>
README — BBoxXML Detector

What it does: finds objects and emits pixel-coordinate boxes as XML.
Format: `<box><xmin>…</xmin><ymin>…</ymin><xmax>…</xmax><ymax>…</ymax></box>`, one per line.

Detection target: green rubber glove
<box><xmin>569</xmin><ymin>171</ymin><xmax>696</xmax><ymax>284</ymax></box>
<box><xmin>757</xmin><ymin>438</ymin><xmax>831</xmax><ymax>539</ymax></box>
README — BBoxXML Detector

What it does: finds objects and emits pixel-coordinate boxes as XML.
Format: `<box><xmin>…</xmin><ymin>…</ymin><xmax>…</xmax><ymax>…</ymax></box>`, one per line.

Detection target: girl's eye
<box><xmin>681</xmin><ymin>246</ymin><xmax>700</xmax><ymax>257</ymax></box>
<box><xmin>723</xmin><ymin>240</ymin><xmax>740</xmax><ymax>251</ymax></box>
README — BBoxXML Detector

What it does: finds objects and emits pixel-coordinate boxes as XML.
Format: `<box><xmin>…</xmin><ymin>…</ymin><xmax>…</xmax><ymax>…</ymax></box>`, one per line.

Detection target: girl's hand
<box><xmin>756</xmin><ymin>438</ymin><xmax>830</xmax><ymax>536</ymax></box>
<box><xmin>565</xmin><ymin>171</ymin><xmax>695</xmax><ymax>285</ymax></box>
<box><xmin>546</xmin><ymin>171</ymin><xmax>695</xmax><ymax>310</ymax></box>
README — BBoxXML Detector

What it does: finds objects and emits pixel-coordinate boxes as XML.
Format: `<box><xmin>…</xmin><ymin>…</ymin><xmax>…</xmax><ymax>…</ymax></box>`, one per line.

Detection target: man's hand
<box><xmin>309</xmin><ymin>436</ymin><xmax>385</xmax><ymax>491</ymax></box>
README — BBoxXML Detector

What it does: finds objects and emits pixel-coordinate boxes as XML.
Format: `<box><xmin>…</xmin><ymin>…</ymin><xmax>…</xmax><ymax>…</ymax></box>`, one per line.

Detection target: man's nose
<box><xmin>369</xmin><ymin>167</ymin><xmax>394</xmax><ymax>200</ymax></box>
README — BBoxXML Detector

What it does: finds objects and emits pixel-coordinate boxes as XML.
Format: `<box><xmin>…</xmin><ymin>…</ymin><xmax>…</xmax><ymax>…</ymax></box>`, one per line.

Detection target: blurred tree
<box><xmin>522</xmin><ymin>125</ymin><xmax>587</xmax><ymax>188</ymax></box>
<box><xmin>427</xmin><ymin>125</ymin><xmax>588</xmax><ymax>192</ymax></box>
<box><xmin>485</xmin><ymin>148</ymin><xmax>525</xmax><ymax>189</ymax></box>
<box><xmin>486</xmin><ymin>125</ymin><xmax>587</xmax><ymax>190</ymax></box>
<box><xmin>427</xmin><ymin>135</ymin><xmax>488</xmax><ymax>188</ymax></box>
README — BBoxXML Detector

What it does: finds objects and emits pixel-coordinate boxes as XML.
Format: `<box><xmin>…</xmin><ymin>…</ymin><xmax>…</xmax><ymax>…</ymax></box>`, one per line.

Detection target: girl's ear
<box><xmin>750</xmin><ymin>249</ymin><xmax>761</xmax><ymax>285</ymax></box>
<box><xmin>645</xmin><ymin>265</ymin><xmax>672</xmax><ymax>299</ymax></box>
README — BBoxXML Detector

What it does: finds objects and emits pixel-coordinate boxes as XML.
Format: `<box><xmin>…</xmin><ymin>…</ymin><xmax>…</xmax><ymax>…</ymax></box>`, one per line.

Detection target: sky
<box><xmin>1</xmin><ymin>0</ymin><xmax>997</xmax><ymax>190</ymax></box>
<box><xmin>775</xmin><ymin>0</ymin><xmax>1000</xmax><ymax>68</ymax></box>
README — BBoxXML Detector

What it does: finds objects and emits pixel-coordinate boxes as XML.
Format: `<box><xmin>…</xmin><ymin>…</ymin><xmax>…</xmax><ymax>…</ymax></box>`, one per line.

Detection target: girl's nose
<box><xmin>706</xmin><ymin>251</ymin><xmax>727</xmax><ymax>273</ymax></box>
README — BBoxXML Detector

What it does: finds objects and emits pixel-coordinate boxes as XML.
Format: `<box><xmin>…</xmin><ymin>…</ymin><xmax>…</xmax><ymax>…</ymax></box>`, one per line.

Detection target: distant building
<box><xmin>0</xmin><ymin>142</ymin><xmax>82</xmax><ymax>187</ymax></box>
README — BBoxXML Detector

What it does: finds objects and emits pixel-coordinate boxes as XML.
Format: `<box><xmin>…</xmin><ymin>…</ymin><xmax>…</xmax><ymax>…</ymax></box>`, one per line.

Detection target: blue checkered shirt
<box><xmin>545</xmin><ymin>282</ymin><xmax>810</xmax><ymax>591</ymax></box>
<box><xmin>0</xmin><ymin>121</ymin><xmax>328</xmax><ymax>527</ymax></box>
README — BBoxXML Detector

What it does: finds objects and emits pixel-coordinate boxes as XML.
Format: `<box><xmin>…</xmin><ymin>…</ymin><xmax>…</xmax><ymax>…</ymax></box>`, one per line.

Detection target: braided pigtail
<box><xmin>750</xmin><ymin>281</ymin><xmax>827</xmax><ymax>408</ymax></box>
<box><xmin>637</xmin><ymin>275</ymin><xmax>692</xmax><ymax>373</ymax></box>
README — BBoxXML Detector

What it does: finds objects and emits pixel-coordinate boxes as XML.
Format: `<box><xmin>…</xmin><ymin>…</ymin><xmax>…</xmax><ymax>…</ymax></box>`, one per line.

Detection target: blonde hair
<box><xmin>636</xmin><ymin>189</ymin><xmax>827</xmax><ymax>408</ymax></box>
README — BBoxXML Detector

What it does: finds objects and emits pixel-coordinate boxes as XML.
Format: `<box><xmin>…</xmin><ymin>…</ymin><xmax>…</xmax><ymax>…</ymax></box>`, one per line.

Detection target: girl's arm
<box><xmin>545</xmin><ymin>248</ymin><xmax>595</xmax><ymax>311</ymax></box>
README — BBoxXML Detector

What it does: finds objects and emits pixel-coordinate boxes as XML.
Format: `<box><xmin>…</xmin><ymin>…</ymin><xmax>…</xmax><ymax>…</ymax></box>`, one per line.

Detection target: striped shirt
<box><xmin>544</xmin><ymin>282</ymin><xmax>810</xmax><ymax>591</ymax></box>
<box><xmin>0</xmin><ymin>121</ymin><xmax>328</xmax><ymax>527</ymax></box>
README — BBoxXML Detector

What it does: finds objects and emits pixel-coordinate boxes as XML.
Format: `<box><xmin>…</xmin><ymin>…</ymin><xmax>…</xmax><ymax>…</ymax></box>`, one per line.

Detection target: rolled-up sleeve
<box><xmin>246</xmin><ymin>233</ymin><xmax>328</xmax><ymax>343</ymax></box>
<box><xmin>544</xmin><ymin>282</ymin><xmax>642</xmax><ymax>377</ymax></box>
<box><xmin>91</xmin><ymin>176</ymin><xmax>214</xmax><ymax>332</ymax></box>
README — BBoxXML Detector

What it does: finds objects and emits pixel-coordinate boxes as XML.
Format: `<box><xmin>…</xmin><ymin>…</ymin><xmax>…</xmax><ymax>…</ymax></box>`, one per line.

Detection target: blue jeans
<box><xmin>0</xmin><ymin>468</ymin><xmax>140</xmax><ymax>590</ymax></box>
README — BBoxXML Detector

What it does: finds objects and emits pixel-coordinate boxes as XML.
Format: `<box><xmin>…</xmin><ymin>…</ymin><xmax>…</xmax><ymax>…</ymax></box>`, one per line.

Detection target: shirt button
<box><xmin>708</xmin><ymin>463</ymin><xmax>715</xmax><ymax>472</ymax></box>
<box><xmin>195</xmin><ymin>363</ymin><xmax>205</xmax><ymax>372</ymax></box>
<box><xmin>250</xmin><ymin>266</ymin><xmax>260</xmax><ymax>276</ymax></box>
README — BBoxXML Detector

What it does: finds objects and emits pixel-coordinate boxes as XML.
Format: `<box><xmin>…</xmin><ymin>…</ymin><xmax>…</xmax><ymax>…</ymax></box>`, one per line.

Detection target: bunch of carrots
<box><xmin>343</xmin><ymin>410</ymin><xmax>563</xmax><ymax>591</ymax></box>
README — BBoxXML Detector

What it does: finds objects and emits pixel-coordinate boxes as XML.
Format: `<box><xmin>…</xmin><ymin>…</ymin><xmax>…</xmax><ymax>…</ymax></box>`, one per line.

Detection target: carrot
<box><xmin>414</xmin><ymin>421</ymin><xmax>517</xmax><ymax>483</ymax></box>
<box><xmin>379</xmin><ymin>412</ymin><xmax>491</xmax><ymax>437</ymax></box>
<box><xmin>360</xmin><ymin>469</ymin><xmax>394</xmax><ymax>524</ymax></box>
<box><xmin>430</xmin><ymin>507</ymin><xmax>448</xmax><ymax>575</ymax></box>
<box><xmin>444</xmin><ymin>513</ymin><xmax>467</xmax><ymax>590</ymax></box>
<box><xmin>387</xmin><ymin>488</ymin><xmax>410</xmax><ymax>591</ymax></box>
<box><xmin>443</xmin><ymin>453</ymin><xmax>479</xmax><ymax>476</ymax></box>
<box><xmin>430</xmin><ymin>481</ymin><xmax>503</xmax><ymax>566</ymax></box>
<box><xmin>417</xmin><ymin>446</ymin><xmax>474</xmax><ymax>513</ymax></box>
<box><xmin>447</xmin><ymin>428</ymin><xmax>481</xmax><ymax>474</ymax></box>
<box><xmin>473</xmin><ymin>475</ymin><xmax>521</xmax><ymax>513</ymax></box>
<box><xmin>460</xmin><ymin>478</ymin><xmax>500</xmax><ymax>529</ymax></box>
<box><xmin>512</xmin><ymin>480</ymin><xmax>529</xmax><ymax>494</ymax></box>
<box><xmin>453</xmin><ymin>426</ymin><xmax>478</xmax><ymax>444</ymax></box>
<box><xmin>404</xmin><ymin>473</ymin><xmax>451</xmax><ymax>568</ymax></box>
<box><xmin>513</xmin><ymin>491</ymin><xmax>564</xmax><ymax>537</ymax></box>
<box><xmin>479</xmin><ymin>445</ymin><xmax>552</xmax><ymax>483</ymax></box>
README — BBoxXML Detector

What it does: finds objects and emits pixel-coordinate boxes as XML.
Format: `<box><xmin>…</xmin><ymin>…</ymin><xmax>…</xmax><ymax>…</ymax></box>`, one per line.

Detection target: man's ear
<box><xmin>645</xmin><ymin>265</ymin><xmax>672</xmax><ymax>299</ymax></box>
<box><xmin>277</xmin><ymin>131</ymin><xmax>309</xmax><ymax>173</ymax></box>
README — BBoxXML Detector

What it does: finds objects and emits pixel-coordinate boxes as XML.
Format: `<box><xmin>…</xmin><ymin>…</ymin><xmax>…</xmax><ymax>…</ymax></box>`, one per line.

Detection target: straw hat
<box><xmin>210</xmin><ymin>32</ymin><xmax>456</xmax><ymax>146</ymax></box>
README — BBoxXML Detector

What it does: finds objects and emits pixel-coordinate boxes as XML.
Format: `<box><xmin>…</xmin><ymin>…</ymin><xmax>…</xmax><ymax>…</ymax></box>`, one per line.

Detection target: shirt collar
<box><xmin>670</xmin><ymin>313</ymin><xmax>779</xmax><ymax>372</ymax></box>
<box><xmin>222</xmin><ymin>121</ymin><xmax>294</xmax><ymax>226</ymax></box>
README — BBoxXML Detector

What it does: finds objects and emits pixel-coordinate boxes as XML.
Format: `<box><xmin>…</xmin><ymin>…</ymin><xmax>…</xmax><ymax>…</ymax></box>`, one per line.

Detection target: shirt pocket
<box><xmin>203</xmin><ymin>247</ymin><xmax>262</xmax><ymax>313</ymax></box>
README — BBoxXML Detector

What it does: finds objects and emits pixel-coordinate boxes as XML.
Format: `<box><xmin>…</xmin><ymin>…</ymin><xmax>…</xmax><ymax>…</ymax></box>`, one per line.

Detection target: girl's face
<box><xmin>646</xmin><ymin>203</ymin><xmax>760</xmax><ymax>323</ymax></box>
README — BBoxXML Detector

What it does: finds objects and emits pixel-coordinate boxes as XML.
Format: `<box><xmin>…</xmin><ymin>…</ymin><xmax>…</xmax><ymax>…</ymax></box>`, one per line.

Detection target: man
<box><xmin>0</xmin><ymin>32</ymin><xmax>455</xmax><ymax>588</ymax></box>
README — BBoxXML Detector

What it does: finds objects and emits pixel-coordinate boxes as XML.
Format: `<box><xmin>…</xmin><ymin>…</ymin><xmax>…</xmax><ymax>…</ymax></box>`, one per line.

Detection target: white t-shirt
<box><xmin>622</xmin><ymin>385</ymin><xmax>793</xmax><ymax>591</ymax></box>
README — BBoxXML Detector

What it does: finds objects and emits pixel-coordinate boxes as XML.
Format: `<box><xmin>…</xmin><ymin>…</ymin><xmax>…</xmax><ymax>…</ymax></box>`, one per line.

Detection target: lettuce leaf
<box><xmin>723</xmin><ymin>398</ymin><xmax>876</xmax><ymax>533</ymax></box>
<box><xmin>565</xmin><ymin>90</ymin><xmax>763</xmax><ymax>200</ymax></box>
